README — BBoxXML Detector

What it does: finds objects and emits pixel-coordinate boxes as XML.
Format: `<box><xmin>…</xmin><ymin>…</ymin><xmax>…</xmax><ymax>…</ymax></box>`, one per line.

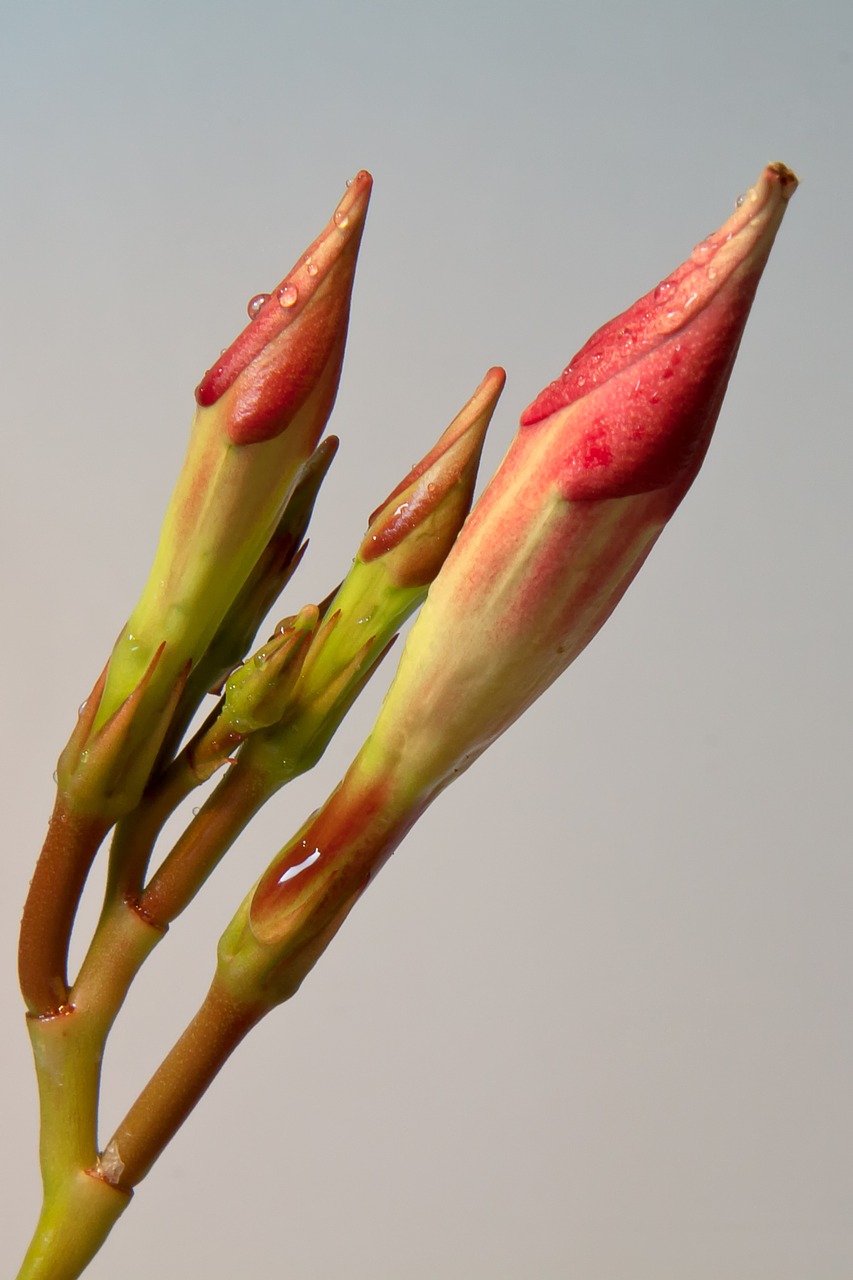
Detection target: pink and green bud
<box><xmin>238</xmin><ymin>368</ymin><xmax>504</xmax><ymax>781</ymax></box>
<box><xmin>358</xmin><ymin>161</ymin><xmax>799</xmax><ymax>802</ymax></box>
<box><xmin>222</xmin><ymin>163</ymin><xmax>796</xmax><ymax>996</ymax></box>
<box><xmin>358</xmin><ymin>367</ymin><xmax>506</xmax><ymax>588</ymax></box>
<box><xmin>93</xmin><ymin>173</ymin><xmax>372</xmax><ymax>740</ymax></box>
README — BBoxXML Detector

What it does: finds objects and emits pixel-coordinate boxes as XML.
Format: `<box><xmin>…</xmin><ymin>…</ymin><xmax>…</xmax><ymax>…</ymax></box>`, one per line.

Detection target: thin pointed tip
<box><xmin>334</xmin><ymin>170</ymin><xmax>373</xmax><ymax>233</ymax></box>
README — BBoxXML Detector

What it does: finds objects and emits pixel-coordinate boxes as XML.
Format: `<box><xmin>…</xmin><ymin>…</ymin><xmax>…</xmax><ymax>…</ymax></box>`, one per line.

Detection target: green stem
<box><xmin>16</xmin><ymin>906</ymin><xmax>161</xmax><ymax>1280</ymax></box>
<box><xmin>16</xmin><ymin>1170</ymin><xmax>130</xmax><ymax>1280</ymax></box>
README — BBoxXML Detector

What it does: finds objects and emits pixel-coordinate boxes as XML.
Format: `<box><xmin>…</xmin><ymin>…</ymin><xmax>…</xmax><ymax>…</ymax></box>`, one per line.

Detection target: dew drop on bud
<box><xmin>345</xmin><ymin>177</ymin><xmax>353</xmax><ymax>188</ymax></box>
<box><xmin>305</xmin><ymin>256</ymin><xmax>319</xmax><ymax>277</ymax></box>
<box><xmin>247</xmin><ymin>293</ymin><xmax>270</xmax><ymax>319</ymax></box>
<box><xmin>192</xmin><ymin>806</ymin><xmax>200</xmax><ymax>817</ymax></box>
<box><xmin>334</xmin><ymin>209</ymin><xmax>350</xmax><ymax>230</ymax></box>
<box><xmin>707</xmin><ymin>266</ymin><xmax>717</xmax><ymax>280</ymax></box>
<box><xmin>52</xmin><ymin>770</ymin><xmax>58</xmax><ymax>783</ymax></box>
<box><xmin>736</xmin><ymin>193</ymin><xmax>745</xmax><ymax>208</ymax></box>
<box><xmin>654</xmin><ymin>279</ymin><xmax>677</xmax><ymax>304</ymax></box>
<box><xmin>278</xmin><ymin>283</ymin><xmax>298</xmax><ymax>308</ymax></box>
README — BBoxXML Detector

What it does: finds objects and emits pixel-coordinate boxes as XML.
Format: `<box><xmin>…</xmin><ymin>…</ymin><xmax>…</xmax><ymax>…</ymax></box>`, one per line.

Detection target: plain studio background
<box><xmin>1</xmin><ymin>2</ymin><xmax>850</xmax><ymax>1277</ymax></box>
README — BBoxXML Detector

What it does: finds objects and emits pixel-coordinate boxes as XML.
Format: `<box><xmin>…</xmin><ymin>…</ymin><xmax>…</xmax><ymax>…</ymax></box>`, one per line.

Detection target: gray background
<box><xmin>2</xmin><ymin>1</ymin><xmax>851</xmax><ymax>1276</ymax></box>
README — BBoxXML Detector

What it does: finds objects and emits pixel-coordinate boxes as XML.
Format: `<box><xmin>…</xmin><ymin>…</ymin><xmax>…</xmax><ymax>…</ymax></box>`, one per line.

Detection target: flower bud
<box><xmin>231</xmin><ymin>163</ymin><xmax>797</xmax><ymax>988</ymax></box>
<box><xmin>239</xmin><ymin>369</ymin><xmax>504</xmax><ymax>781</ymax></box>
<box><xmin>167</xmin><ymin>436</ymin><xmax>338</xmax><ymax>755</ymax></box>
<box><xmin>362</xmin><ymin>162</ymin><xmax>799</xmax><ymax>800</ymax></box>
<box><xmin>94</xmin><ymin>173</ymin><xmax>372</xmax><ymax>740</ymax></box>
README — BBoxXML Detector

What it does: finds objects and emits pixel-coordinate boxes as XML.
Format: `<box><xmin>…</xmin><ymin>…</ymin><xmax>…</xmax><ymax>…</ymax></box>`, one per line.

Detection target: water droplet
<box><xmin>278</xmin><ymin>283</ymin><xmax>298</xmax><ymax>308</ymax></box>
<box><xmin>576</xmin><ymin>374</ymin><xmax>586</xmax><ymax>388</ymax></box>
<box><xmin>345</xmin><ymin>177</ymin><xmax>353</xmax><ymax>188</ymax></box>
<box><xmin>305</xmin><ymin>257</ymin><xmax>319</xmax><ymax>277</ymax></box>
<box><xmin>427</xmin><ymin>482</ymin><xmax>437</xmax><ymax>494</ymax></box>
<box><xmin>334</xmin><ymin>209</ymin><xmax>350</xmax><ymax>230</ymax></box>
<box><xmin>78</xmin><ymin>699</ymin><xmax>88</xmax><ymax>715</ymax></box>
<box><xmin>192</xmin><ymin>806</ymin><xmax>200</xmax><ymax>817</ymax></box>
<box><xmin>707</xmin><ymin>266</ymin><xmax>717</xmax><ymax>280</ymax></box>
<box><xmin>247</xmin><ymin>293</ymin><xmax>269</xmax><ymax>319</ymax></box>
<box><xmin>52</xmin><ymin>770</ymin><xmax>58</xmax><ymax>783</ymax></box>
<box><xmin>736</xmin><ymin>193</ymin><xmax>745</xmax><ymax>208</ymax></box>
<box><xmin>648</xmin><ymin>391</ymin><xmax>661</xmax><ymax>404</ymax></box>
<box><xmin>654</xmin><ymin>279</ymin><xmax>677</xmax><ymax>304</ymax></box>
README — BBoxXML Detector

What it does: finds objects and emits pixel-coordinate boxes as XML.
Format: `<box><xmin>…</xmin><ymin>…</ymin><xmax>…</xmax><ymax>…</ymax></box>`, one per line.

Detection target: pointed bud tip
<box><xmin>360</xmin><ymin>368</ymin><xmax>505</xmax><ymax>581</ymax></box>
<box><xmin>518</xmin><ymin>162</ymin><xmax>797</xmax><ymax>508</ymax></box>
<box><xmin>766</xmin><ymin>161</ymin><xmax>799</xmax><ymax>200</ymax></box>
<box><xmin>194</xmin><ymin>171</ymin><xmax>373</xmax><ymax>423</ymax></box>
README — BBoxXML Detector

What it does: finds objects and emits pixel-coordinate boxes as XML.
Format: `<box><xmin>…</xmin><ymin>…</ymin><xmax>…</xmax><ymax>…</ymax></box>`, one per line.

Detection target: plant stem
<box><xmin>140</xmin><ymin>755</ymin><xmax>273</xmax><ymax>926</ymax></box>
<box><xmin>16</xmin><ymin>1171</ymin><xmax>130</xmax><ymax>1280</ymax></box>
<box><xmin>101</xmin><ymin>973</ymin><xmax>264</xmax><ymax>1187</ymax></box>
<box><xmin>18</xmin><ymin>795</ymin><xmax>109</xmax><ymax>1015</ymax></box>
<box><xmin>105</xmin><ymin>753</ymin><xmax>201</xmax><ymax>902</ymax></box>
<box><xmin>16</xmin><ymin>904</ymin><xmax>161</xmax><ymax>1280</ymax></box>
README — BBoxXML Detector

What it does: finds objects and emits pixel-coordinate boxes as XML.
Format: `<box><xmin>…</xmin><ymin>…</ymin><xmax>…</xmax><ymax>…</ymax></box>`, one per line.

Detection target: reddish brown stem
<box><xmin>106</xmin><ymin>756</ymin><xmax>201</xmax><ymax>903</ymax></box>
<box><xmin>101</xmin><ymin>974</ymin><xmax>265</xmax><ymax>1188</ymax></box>
<box><xmin>140</xmin><ymin>757</ymin><xmax>273</xmax><ymax>927</ymax></box>
<box><xmin>18</xmin><ymin>794</ymin><xmax>110</xmax><ymax>1015</ymax></box>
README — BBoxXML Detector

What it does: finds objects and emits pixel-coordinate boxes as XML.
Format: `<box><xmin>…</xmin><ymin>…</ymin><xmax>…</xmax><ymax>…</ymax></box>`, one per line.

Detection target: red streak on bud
<box><xmin>194</xmin><ymin>171</ymin><xmax>372</xmax><ymax>445</ymax></box>
<box><xmin>225</xmin><ymin>305</ymin><xmax>346</xmax><ymax>446</ymax></box>
<box><xmin>360</xmin><ymin>368</ymin><xmax>504</xmax><ymax>586</ymax></box>
<box><xmin>520</xmin><ymin>163</ymin><xmax>797</xmax><ymax>504</ymax></box>
<box><xmin>249</xmin><ymin>772</ymin><xmax>407</xmax><ymax>947</ymax></box>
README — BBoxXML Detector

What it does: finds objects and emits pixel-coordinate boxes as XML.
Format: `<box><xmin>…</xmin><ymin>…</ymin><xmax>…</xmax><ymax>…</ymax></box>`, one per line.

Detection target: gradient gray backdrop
<box><xmin>2</xmin><ymin>2</ymin><xmax>851</xmax><ymax>1276</ymax></box>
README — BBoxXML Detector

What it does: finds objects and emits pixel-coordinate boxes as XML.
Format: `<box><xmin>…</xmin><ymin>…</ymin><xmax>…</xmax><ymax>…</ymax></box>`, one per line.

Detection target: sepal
<box><xmin>56</xmin><ymin>645</ymin><xmax>190</xmax><ymax>819</ymax></box>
